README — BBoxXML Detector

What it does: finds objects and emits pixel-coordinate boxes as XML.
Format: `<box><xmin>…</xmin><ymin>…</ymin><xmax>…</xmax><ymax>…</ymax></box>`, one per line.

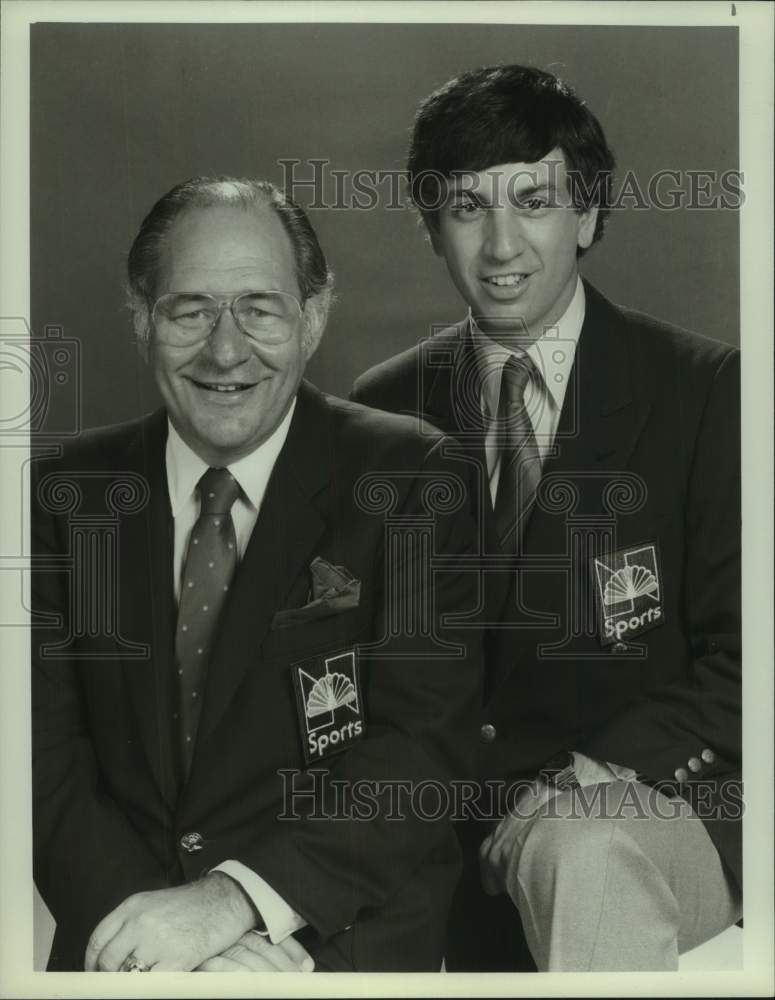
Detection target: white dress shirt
<box><xmin>165</xmin><ymin>399</ymin><xmax>306</xmax><ymax>943</ymax></box>
<box><xmin>474</xmin><ymin>276</ymin><xmax>584</xmax><ymax>505</ymax></box>
<box><xmin>473</xmin><ymin>277</ymin><xmax>638</xmax><ymax>787</ymax></box>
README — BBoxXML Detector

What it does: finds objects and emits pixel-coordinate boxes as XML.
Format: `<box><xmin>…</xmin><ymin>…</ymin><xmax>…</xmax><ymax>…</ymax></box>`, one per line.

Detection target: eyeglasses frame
<box><xmin>149</xmin><ymin>289</ymin><xmax>306</xmax><ymax>346</ymax></box>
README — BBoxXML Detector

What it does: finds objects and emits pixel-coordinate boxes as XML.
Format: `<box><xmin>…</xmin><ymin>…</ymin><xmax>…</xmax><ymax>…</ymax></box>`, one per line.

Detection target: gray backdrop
<box><xmin>31</xmin><ymin>22</ymin><xmax>739</xmax><ymax>435</ymax></box>
<box><xmin>30</xmin><ymin>19</ymin><xmax>740</xmax><ymax>969</ymax></box>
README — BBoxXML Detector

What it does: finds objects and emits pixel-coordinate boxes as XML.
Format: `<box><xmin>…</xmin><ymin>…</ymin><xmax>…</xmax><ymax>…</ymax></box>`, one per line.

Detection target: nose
<box><xmin>483</xmin><ymin>207</ymin><xmax>526</xmax><ymax>263</ymax></box>
<box><xmin>205</xmin><ymin>306</ymin><xmax>252</xmax><ymax>367</ymax></box>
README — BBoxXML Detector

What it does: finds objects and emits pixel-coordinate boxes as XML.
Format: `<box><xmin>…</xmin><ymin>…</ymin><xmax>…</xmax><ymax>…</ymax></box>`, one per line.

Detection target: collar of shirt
<box><xmin>471</xmin><ymin>276</ymin><xmax>586</xmax><ymax>429</ymax></box>
<box><xmin>166</xmin><ymin>400</ymin><xmax>296</xmax><ymax>601</ymax></box>
<box><xmin>166</xmin><ymin>398</ymin><xmax>297</xmax><ymax>519</ymax></box>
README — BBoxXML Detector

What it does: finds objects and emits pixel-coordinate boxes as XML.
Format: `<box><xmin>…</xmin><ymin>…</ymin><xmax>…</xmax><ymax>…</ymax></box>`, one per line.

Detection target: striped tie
<box><xmin>493</xmin><ymin>354</ymin><xmax>543</xmax><ymax>552</ymax></box>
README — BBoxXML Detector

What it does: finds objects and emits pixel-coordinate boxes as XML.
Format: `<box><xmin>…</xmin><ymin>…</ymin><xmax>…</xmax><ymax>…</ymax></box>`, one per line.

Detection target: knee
<box><xmin>514</xmin><ymin>807</ymin><xmax>616</xmax><ymax>888</ymax></box>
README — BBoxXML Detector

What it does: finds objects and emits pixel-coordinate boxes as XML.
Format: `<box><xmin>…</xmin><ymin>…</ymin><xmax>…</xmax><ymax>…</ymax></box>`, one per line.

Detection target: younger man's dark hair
<box><xmin>407</xmin><ymin>65</ymin><xmax>616</xmax><ymax>251</ymax></box>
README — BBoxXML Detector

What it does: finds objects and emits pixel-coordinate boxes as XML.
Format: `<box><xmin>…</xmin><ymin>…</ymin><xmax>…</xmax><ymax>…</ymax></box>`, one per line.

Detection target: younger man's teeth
<box><xmin>487</xmin><ymin>273</ymin><xmax>526</xmax><ymax>287</ymax></box>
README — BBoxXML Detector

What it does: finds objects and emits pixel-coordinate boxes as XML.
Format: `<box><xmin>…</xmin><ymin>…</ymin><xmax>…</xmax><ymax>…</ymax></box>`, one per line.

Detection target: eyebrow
<box><xmin>511</xmin><ymin>183</ymin><xmax>555</xmax><ymax>199</ymax></box>
<box><xmin>448</xmin><ymin>188</ymin><xmax>486</xmax><ymax>204</ymax></box>
<box><xmin>447</xmin><ymin>181</ymin><xmax>559</xmax><ymax>207</ymax></box>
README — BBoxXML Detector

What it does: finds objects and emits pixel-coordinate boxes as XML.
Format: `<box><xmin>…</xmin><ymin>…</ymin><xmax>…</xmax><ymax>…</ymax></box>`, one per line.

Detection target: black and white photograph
<box><xmin>0</xmin><ymin>1</ymin><xmax>772</xmax><ymax>996</ymax></box>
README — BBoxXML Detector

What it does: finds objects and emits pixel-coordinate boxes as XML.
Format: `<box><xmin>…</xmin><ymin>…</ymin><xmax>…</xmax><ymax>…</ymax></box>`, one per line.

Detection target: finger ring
<box><xmin>121</xmin><ymin>955</ymin><xmax>151</xmax><ymax>972</ymax></box>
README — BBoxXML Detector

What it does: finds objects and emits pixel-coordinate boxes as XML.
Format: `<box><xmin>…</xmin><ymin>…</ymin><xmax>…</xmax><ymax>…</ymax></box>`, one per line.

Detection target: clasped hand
<box><xmin>85</xmin><ymin>873</ymin><xmax>314</xmax><ymax>972</ymax></box>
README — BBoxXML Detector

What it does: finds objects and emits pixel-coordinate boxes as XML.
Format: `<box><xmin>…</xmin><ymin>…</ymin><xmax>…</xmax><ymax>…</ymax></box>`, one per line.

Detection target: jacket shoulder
<box><xmin>618</xmin><ymin>302</ymin><xmax>738</xmax><ymax>372</ymax></box>
<box><xmin>351</xmin><ymin>323</ymin><xmax>464</xmax><ymax>415</ymax></box>
<box><xmin>317</xmin><ymin>388</ymin><xmax>445</xmax><ymax>461</ymax></box>
<box><xmin>585</xmin><ymin>283</ymin><xmax>739</xmax><ymax>403</ymax></box>
<box><xmin>310</xmin><ymin>389</ymin><xmax>472</xmax><ymax>518</ymax></box>
<box><xmin>33</xmin><ymin>413</ymin><xmax>157</xmax><ymax>477</ymax></box>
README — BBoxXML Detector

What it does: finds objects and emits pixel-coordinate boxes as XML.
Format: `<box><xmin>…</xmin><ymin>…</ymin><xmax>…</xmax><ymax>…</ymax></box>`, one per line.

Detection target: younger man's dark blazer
<box><xmin>31</xmin><ymin>382</ymin><xmax>484</xmax><ymax>972</ymax></box>
<box><xmin>352</xmin><ymin>282</ymin><xmax>741</xmax><ymax>963</ymax></box>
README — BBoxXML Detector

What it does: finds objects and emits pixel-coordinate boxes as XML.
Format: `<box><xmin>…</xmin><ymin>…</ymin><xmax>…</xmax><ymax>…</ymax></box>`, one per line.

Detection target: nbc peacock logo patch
<box><xmin>593</xmin><ymin>543</ymin><xmax>664</xmax><ymax>646</ymax></box>
<box><xmin>292</xmin><ymin>650</ymin><xmax>365</xmax><ymax>764</ymax></box>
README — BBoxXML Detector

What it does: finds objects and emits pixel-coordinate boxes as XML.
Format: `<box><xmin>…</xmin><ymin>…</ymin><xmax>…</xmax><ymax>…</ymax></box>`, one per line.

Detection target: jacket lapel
<box><xmin>423</xmin><ymin>320</ymin><xmax>480</xmax><ymax>434</ymax></box>
<box><xmin>546</xmin><ymin>285</ymin><xmax>645</xmax><ymax>471</ymax></box>
<box><xmin>420</xmin><ymin>321</ymin><xmax>498</xmax><ymax>552</ymax></box>
<box><xmin>118</xmin><ymin>410</ymin><xmax>178</xmax><ymax>807</ymax></box>
<box><xmin>526</xmin><ymin>281</ymin><xmax>651</xmax><ymax>555</ymax></box>
<box><xmin>194</xmin><ymin>383</ymin><xmax>329</xmax><ymax>751</ymax></box>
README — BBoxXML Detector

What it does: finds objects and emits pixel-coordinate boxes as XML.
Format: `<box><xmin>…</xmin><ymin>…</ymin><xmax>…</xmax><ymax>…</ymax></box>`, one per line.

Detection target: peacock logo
<box><xmin>594</xmin><ymin>544</ymin><xmax>664</xmax><ymax>645</ymax></box>
<box><xmin>293</xmin><ymin>650</ymin><xmax>364</xmax><ymax>763</ymax></box>
<box><xmin>603</xmin><ymin>564</ymin><xmax>659</xmax><ymax>606</ymax></box>
<box><xmin>306</xmin><ymin>672</ymin><xmax>358</xmax><ymax>718</ymax></box>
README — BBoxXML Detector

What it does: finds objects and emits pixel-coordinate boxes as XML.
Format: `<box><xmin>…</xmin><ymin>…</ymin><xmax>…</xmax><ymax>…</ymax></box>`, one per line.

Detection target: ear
<box><xmin>301</xmin><ymin>289</ymin><xmax>331</xmax><ymax>361</ymax></box>
<box><xmin>577</xmin><ymin>206</ymin><xmax>599</xmax><ymax>251</ymax></box>
<box><xmin>132</xmin><ymin>306</ymin><xmax>151</xmax><ymax>364</ymax></box>
<box><xmin>425</xmin><ymin>216</ymin><xmax>445</xmax><ymax>257</ymax></box>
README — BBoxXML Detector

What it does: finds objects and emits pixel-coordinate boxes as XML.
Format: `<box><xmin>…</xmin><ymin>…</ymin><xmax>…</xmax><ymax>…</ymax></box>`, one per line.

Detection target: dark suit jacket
<box><xmin>352</xmin><ymin>282</ymin><xmax>742</xmax><ymax>964</ymax></box>
<box><xmin>31</xmin><ymin>381</ymin><xmax>484</xmax><ymax>971</ymax></box>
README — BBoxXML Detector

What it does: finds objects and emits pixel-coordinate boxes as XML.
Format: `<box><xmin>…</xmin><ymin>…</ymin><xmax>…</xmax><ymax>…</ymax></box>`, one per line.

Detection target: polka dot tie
<box><xmin>493</xmin><ymin>354</ymin><xmax>543</xmax><ymax>552</ymax></box>
<box><xmin>174</xmin><ymin>466</ymin><xmax>241</xmax><ymax>777</ymax></box>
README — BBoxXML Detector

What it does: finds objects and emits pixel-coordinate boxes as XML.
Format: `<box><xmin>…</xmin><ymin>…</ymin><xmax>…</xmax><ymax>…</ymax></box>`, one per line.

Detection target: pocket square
<box><xmin>271</xmin><ymin>557</ymin><xmax>361</xmax><ymax>628</ymax></box>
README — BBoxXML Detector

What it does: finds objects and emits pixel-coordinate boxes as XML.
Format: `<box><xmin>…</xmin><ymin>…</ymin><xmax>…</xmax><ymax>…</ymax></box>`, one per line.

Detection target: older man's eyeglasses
<box><xmin>151</xmin><ymin>291</ymin><xmax>303</xmax><ymax>347</ymax></box>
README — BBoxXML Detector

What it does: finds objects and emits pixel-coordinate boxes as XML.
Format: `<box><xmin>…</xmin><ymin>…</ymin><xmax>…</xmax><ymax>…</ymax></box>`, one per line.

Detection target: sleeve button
<box><xmin>701</xmin><ymin>748</ymin><xmax>715</xmax><ymax>764</ymax></box>
<box><xmin>674</xmin><ymin>768</ymin><xmax>689</xmax><ymax>782</ymax></box>
<box><xmin>480</xmin><ymin>723</ymin><xmax>497</xmax><ymax>743</ymax></box>
<box><xmin>180</xmin><ymin>831</ymin><xmax>204</xmax><ymax>853</ymax></box>
<box><xmin>688</xmin><ymin>757</ymin><xmax>702</xmax><ymax>772</ymax></box>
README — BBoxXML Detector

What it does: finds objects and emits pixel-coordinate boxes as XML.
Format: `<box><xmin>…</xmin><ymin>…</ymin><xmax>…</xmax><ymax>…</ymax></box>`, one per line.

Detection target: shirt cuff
<box><xmin>212</xmin><ymin>860</ymin><xmax>307</xmax><ymax>944</ymax></box>
<box><xmin>571</xmin><ymin>751</ymin><xmax>638</xmax><ymax>786</ymax></box>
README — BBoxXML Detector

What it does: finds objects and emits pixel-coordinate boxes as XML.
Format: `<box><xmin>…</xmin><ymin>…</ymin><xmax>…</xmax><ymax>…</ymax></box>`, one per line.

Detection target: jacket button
<box><xmin>612</xmin><ymin>642</ymin><xmax>628</xmax><ymax>654</ymax></box>
<box><xmin>701</xmin><ymin>748</ymin><xmax>715</xmax><ymax>764</ymax></box>
<box><xmin>480</xmin><ymin>723</ymin><xmax>497</xmax><ymax>743</ymax></box>
<box><xmin>688</xmin><ymin>757</ymin><xmax>701</xmax><ymax>772</ymax></box>
<box><xmin>180</xmin><ymin>831</ymin><xmax>204</xmax><ymax>853</ymax></box>
<box><xmin>674</xmin><ymin>768</ymin><xmax>688</xmax><ymax>783</ymax></box>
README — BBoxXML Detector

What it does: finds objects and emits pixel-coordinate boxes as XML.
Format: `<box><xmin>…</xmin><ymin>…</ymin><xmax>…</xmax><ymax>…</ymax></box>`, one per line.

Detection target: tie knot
<box><xmin>498</xmin><ymin>353</ymin><xmax>540</xmax><ymax>417</ymax></box>
<box><xmin>198</xmin><ymin>467</ymin><xmax>240</xmax><ymax>515</ymax></box>
<box><xmin>502</xmin><ymin>352</ymin><xmax>538</xmax><ymax>395</ymax></box>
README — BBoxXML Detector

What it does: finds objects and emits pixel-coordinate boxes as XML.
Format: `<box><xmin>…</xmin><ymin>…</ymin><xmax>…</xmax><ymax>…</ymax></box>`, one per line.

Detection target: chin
<box><xmin>211</xmin><ymin>433</ymin><xmax>258</xmax><ymax>455</ymax></box>
<box><xmin>188</xmin><ymin>426</ymin><xmax>256</xmax><ymax>463</ymax></box>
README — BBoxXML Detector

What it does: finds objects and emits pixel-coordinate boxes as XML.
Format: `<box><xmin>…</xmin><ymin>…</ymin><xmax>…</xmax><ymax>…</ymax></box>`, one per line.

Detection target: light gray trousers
<box><xmin>506</xmin><ymin>781</ymin><xmax>741</xmax><ymax>971</ymax></box>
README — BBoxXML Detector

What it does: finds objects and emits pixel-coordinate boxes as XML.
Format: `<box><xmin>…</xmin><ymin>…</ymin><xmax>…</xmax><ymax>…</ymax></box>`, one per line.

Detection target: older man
<box><xmin>352</xmin><ymin>65</ymin><xmax>742</xmax><ymax>970</ymax></box>
<box><xmin>31</xmin><ymin>177</ymin><xmax>482</xmax><ymax>972</ymax></box>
